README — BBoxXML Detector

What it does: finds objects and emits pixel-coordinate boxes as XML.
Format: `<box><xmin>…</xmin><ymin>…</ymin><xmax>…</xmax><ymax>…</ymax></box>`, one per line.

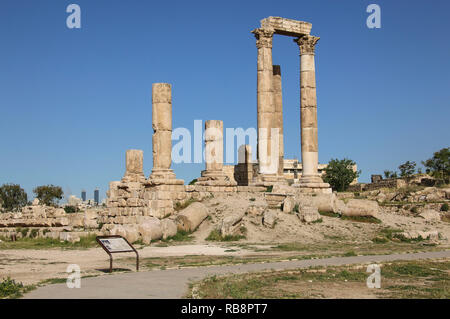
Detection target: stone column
<box><xmin>252</xmin><ymin>28</ymin><xmax>278</xmax><ymax>177</ymax></box>
<box><xmin>204</xmin><ymin>120</ymin><xmax>224</xmax><ymax>174</ymax></box>
<box><xmin>294</xmin><ymin>35</ymin><xmax>329</xmax><ymax>189</ymax></box>
<box><xmin>196</xmin><ymin>120</ymin><xmax>236</xmax><ymax>186</ymax></box>
<box><xmin>149</xmin><ymin>83</ymin><xmax>177</xmax><ymax>181</ymax></box>
<box><xmin>123</xmin><ymin>149</ymin><xmax>145</xmax><ymax>182</ymax></box>
<box><xmin>273</xmin><ymin>65</ymin><xmax>284</xmax><ymax>177</ymax></box>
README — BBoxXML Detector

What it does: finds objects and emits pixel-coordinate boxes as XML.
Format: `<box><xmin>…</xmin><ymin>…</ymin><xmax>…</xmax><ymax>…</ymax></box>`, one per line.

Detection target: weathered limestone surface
<box><xmin>123</xmin><ymin>150</ymin><xmax>146</xmax><ymax>183</ymax></box>
<box><xmin>252</xmin><ymin>27</ymin><xmax>278</xmax><ymax>179</ymax></box>
<box><xmin>292</xmin><ymin>35</ymin><xmax>330</xmax><ymax>191</ymax></box>
<box><xmin>261</xmin><ymin>16</ymin><xmax>312</xmax><ymax>37</ymax></box>
<box><xmin>149</xmin><ymin>83</ymin><xmax>183</xmax><ymax>185</ymax></box>
<box><xmin>175</xmin><ymin>202</ymin><xmax>209</xmax><ymax>232</ymax></box>
<box><xmin>234</xmin><ymin>145</ymin><xmax>254</xmax><ymax>186</ymax></box>
<box><xmin>220</xmin><ymin>211</ymin><xmax>245</xmax><ymax>236</ymax></box>
<box><xmin>196</xmin><ymin>120</ymin><xmax>237</xmax><ymax>190</ymax></box>
<box><xmin>273</xmin><ymin>65</ymin><xmax>284</xmax><ymax>177</ymax></box>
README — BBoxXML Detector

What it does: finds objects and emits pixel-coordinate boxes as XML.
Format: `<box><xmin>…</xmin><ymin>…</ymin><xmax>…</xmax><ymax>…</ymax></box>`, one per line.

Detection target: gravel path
<box><xmin>23</xmin><ymin>250</ymin><xmax>450</xmax><ymax>299</ymax></box>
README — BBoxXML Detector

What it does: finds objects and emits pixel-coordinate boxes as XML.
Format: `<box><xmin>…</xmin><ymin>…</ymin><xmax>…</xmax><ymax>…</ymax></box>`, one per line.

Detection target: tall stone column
<box><xmin>196</xmin><ymin>120</ymin><xmax>236</xmax><ymax>186</ymax></box>
<box><xmin>294</xmin><ymin>35</ymin><xmax>329</xmax><ymax>189</ymax></box>
<box><xmin>252</xmin><ymin>28</ymin><xmax>278</xmax><ymax>178</ymax></box>
<box><xmin>123</xmin><ymin>149</ymin><xmax>145</xmax><ymax>182</ymax></box>
<box><xmin>149</xmin><ymin>83</ymin><xmax>179</xmax><ymax>182</ymax></box>
<box><xmin>272</xmin><ymin>65</ymin><xmax>284</xmax><ymax>177</ymax></box>
<box><xmin>204</xmin><ymin>120</ymin><xmax>224</xmax><ymax>174</ymax></box>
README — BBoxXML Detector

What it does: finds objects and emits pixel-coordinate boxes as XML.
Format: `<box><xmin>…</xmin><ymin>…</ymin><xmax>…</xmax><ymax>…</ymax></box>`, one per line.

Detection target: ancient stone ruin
<box><xmin>102</xmin><ymin>17</ymin><xmax>334</xmax><ymax>232</ymax></box>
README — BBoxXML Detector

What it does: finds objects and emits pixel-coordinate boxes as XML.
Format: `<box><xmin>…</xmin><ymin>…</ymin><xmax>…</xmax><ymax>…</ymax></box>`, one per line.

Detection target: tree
<box><xmin>383</xmin><ymin>170</ymin><xmax>397</xmax><ymax>179</ymax></box>
<box><xmin>398</xmin><ymin>161</ymin><xmax>416</xmax><ymax>178</ymax></box>
<box><xmin>0</xmin><ymin>184</ymin><xmax>28</xmax><ymax>212</ymax></box>
<box><xmin>422</xmin><ymin>147</ymin><xmax>450</xmax><ymax>183</ymax></box>
<box><xmin>33</xmin><ymin>185</ymin><xmax>63</xmax><ymax>206</ymax></box>
<box><xmin>323</xmin><ymin>158</ymin><xmax>360</xmax><ymax>192</ymax></box>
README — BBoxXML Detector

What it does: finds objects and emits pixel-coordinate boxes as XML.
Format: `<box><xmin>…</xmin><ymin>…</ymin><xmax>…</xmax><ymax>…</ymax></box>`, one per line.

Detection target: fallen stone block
<box><xmin>220</xmin><ymin>211</ymin><xmax>245</xmax><ymax>236</ymax></box>
<box><xmin>160</xmin><ymin>218</ymin><xmax>177</xmax><ymax>240</ymax></box>
<box><xmin>340</xmin><ymin>199</ymin><xmax>380</xmax><ymax>218</ymax></box>
<box><xmin>297</xmin><ymin>206</ymin><xmax>321</xmax><ymax>223</ymax></box>
<box><xmin>138</xmin><ymin>218</ymin><xmax>163</xmax><ymax>244</ymax></box>
<box><xmin>175</xmin><ymin>202</ymin><xmax>209</xmax><ymax>232</ymax></box>
<box><xmin>263</xmin><ymin>210</ymin><xmax>277</xmax><ymax>228</ymax></box>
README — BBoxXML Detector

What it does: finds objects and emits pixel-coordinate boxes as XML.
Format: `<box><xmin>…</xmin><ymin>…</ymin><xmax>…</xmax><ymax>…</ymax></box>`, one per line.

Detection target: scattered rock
<box><xmin>297</xmin><ymin>206</ymin><xmax>321</xmax><ymax>223</ymax></box>
<box><xmin>282</xmin><ymin>196</ymin><xmax>295</xmax><ymax>213</ymax></box>
<box><xmin>59</xmin><ymin>232</ymin><xmax>80</xmax><ymax>243</ymax></box>
<box><xmin>400</xmin><ymin>230</ymin><xmax>439</xmax><ymax>241</ymax></box>
<box><xmin>418</xmin><ymin>209</ymin><xmax>441</xmax><ymax>222</ymax></box>
<box><xmin>220</xmin><ymin>211</ymin><xmax>245</xmax><ymax>236</ymax></box>
<box><xmin>246</xmin><ymin>205</ymin><xmax>265</xmax><ymax>216</ymax></box>
<box><xmin>262</xmin><ymin>210</ymin><xmax>277</xmax><ymax>228</ymax></box>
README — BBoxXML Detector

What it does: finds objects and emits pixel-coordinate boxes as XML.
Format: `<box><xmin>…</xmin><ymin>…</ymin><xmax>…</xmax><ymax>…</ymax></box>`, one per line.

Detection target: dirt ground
<box><xmin>1</xmin><ymin>192</ymin><xmax>449</xmax><ymax>287</ymax></box>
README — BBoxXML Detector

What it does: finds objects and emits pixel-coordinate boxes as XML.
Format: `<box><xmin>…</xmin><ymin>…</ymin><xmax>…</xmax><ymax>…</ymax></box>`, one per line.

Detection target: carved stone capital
<box><xmin>294</xmin><ymin>35</ymin><xmax>320</xmax><ymax>55</ymax></box>
<box><xmin>252</xmin><ymin>28</ymin><xmax>275</xmax><ymax>49</ymax></box>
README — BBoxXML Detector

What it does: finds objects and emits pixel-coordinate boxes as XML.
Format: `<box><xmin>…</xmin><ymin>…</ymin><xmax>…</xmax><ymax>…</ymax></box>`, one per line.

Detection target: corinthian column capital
<box><xmin>252</xmin><ymin>28</ymin><xmax>275</xmax><ymax>49</ymax></box>
<box><xmin>294</xmin><ymin>35</ymin><xmax>320</xmax><ymax>55</ymax></box>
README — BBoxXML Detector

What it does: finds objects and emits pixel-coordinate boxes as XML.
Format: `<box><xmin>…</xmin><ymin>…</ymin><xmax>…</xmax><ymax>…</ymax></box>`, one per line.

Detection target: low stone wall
<box><xmin>0</xmin><ymin>204</ymin><xmax>103</xmax><ymax>242</ymax></box>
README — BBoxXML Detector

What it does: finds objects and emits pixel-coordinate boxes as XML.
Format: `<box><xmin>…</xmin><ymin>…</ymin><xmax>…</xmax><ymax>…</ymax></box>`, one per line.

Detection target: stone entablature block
<box><xmin>261</xmin><ymin>16</ymin><xmax>311</xmax><ymax>37</ymax></box>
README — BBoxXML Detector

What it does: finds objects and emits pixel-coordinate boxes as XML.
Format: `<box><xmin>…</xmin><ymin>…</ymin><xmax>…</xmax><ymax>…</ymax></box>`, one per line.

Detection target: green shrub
<box><xmin>441</xmin><ymin>203</ymin><xmax>449</xmax><ymax>212</ymax></box>
<box><xmin>323</xmin><ymin>158</ymin><xmax>360</xmax><ymax>192</ymax></box>
<box><xmin>29</xmin><ymin>229</ymin><xmax>39</xmax><ymax>238</ymax></box>
<box><xmin>205</xmin><ymin>229</ymin><xmax>245</xmax><ymax>242</ymax></box>
<box><xmin>319</xmin><ymin>211</ymin><xmax>340</xmax><ymax>218</ymax></box>
<box><xmin>0</xmin><ymin>277</ymin><xmax>25</xmax><ymax>298</ymax></box>
<box><xmin>64</xmin><ymin>206</ymin><xmax>78</xmax><ymax>213</ymax></box>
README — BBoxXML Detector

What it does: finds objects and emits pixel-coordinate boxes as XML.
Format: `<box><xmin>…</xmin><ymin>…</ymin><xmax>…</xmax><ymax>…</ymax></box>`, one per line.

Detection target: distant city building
<box><xmin>94</xmin><ymin>188</ymin><xmax>99</xmax><ymax>205</ymax></box>
<box><xmin>81</xmin><ymin>190</ymin><xmax>87</xmax><ymax>202</ymax></box>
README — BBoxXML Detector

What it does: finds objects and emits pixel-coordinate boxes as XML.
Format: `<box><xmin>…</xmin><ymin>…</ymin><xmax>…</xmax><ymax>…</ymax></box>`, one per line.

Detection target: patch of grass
<box><xmin>187</xmin><ymin>259</ymin><xmax>450</xmax><ymax>299</ymax></box>
<box><xmin>0</xmin><ymin>277</ymin><xmax>35</xmax><ymax>299</ymax></box>
<box><xmin>293</xmin><ymin>204</ymin><xmax>299</xmax><ymax>213</ymax></box>
<box><xmin>162</xmin><ymin>230</ymin><xmax>193</xmax><ymax>242</ymax></box>
<box><xmin>29</xmin><ymin>228</ymin><xmax>39</xmax><ymax>238</ymax></box>
<box><xmin>0</xmin><ymin>234</ymin><xmax>98</xmax><ymax>250</ymax></box>
<box><xmin>311</xmin><ymin>218</ymin><xmax>323</xmax><ymax>224</ymax></box>
<box><xmin>266</xmin><ymin>186</ymin><xmax>273</xmax><ymax>193</ymax></box>
<box><xmin>342</xmin><ymin>251</ymin><xmax>357</xmax><ymax>257</ymax></box>
<box><xmin>441</xmin><ymin>203</ymin><xmax>449</xmax><ymax>212</ymax></box>
<box><xmin>319</xmin><ymin>211</ymin><xmax>340</xmax><ymax>218</ymax></box>
<box><xmin>392</xmin><ymin>233</ymin><xmax>425</xmax><ymax>243</ymax></box>
<box><xmin>39</xmin><ymin>278</ymin><xmax>67</xmax><ymax>285</ymax></box>
<box><xmin>379</xmin><ymin>227</ymin><xmax>403</xmax><ymax>240</ymax></box>
<box><xmin>341</xmin><ymin>215</ymin><xmax>382</xmax><ymax>224</ymax></box>
<box><xmin>372</xmin><ymin>236</ymin><xmax>389</xmax><ymax>244</ymax></box>
<box><xmin>174</xmin><ymin>198</ymin><xmax>198</xmax><ymax>212</ymax></box>
<box><xmin>205</xmin><ymin>229</ymin><xmax>245</xmax><ymax>242</ymax></box>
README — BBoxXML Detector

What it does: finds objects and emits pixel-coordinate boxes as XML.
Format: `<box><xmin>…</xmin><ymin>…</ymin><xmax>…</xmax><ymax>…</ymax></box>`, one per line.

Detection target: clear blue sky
<box><xmin>1</xmin><ymin>0</ymin><xmax>449</xmax><ymax>201</ymax></box>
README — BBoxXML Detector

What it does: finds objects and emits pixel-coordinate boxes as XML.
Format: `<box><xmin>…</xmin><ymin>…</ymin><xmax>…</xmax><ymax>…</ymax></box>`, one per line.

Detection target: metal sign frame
<box><xmin>96</xmin><ymin>235</ymin><xmax>139</xmax><ymax>273</ymax></box>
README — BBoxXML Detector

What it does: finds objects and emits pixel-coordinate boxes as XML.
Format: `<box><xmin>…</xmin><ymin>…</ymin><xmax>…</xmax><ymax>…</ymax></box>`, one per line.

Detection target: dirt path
<box><xmin>0</xmin><ymin>244</ymin><xmax>259</xmax><ymax>284</ymax></box>
<box><xmin>23</xmin><ymin>250</ymin><xmax>450</xmax><ymax>299</ymax></box>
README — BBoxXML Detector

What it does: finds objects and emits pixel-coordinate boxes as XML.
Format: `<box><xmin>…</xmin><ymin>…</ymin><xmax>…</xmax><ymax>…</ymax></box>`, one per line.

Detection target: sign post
<box><xmin>96</xmin><ymin>235</ymin><xmax>139</xmax><ymax>273</ymax></box>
